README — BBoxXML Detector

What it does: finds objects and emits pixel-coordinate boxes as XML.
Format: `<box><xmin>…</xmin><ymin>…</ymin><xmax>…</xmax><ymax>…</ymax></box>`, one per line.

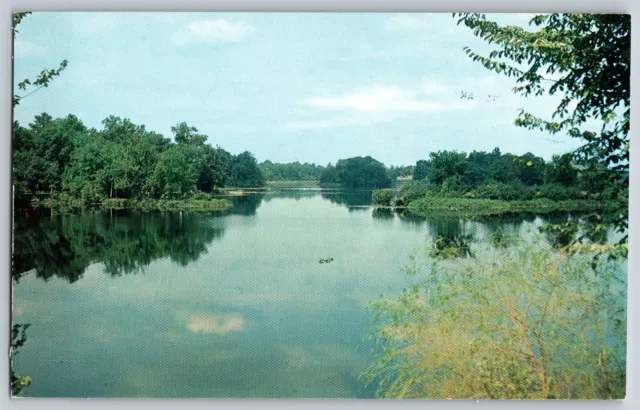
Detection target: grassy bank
<box><xmin>407</xmin><ymin>196</ymin><xmax>617</xmax><ymax>217</ymax></box>
<box><xmin>38</xmin><ymin>195</ymin><xmax>233</xmax><ymax>213</ymax></box>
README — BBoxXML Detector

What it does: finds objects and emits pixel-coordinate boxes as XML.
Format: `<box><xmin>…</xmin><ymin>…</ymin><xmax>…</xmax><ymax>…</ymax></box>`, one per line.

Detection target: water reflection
<box><xmin>228</xmin><ymin>193</ymin><xmax>265</xmax><ymax>215</ymax></box>
<box><xmin>263</xmin><ymin>190</ymin><xmax>318</xmax><ymax>202</ymax></box>
<box><xmin>12</xmin><ymin>210</ymin><xmax>226</xmax><ymax>282</ymax></box>
<box><xmin>320</xmin><ymin>190</ymin><xmax>372</xmax><ymax>211</ymax></box>
<box><xmin>371</xmin><ymin>208</ymin><xmax>395</xmax><ymax>220</ymax></box>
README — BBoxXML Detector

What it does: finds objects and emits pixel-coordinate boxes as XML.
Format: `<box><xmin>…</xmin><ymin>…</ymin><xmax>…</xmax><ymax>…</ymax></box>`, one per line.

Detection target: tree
<box><xmin>13</xmin><ymin>114</ymin><xmax>85</xmax><ymax>194</ymax></box>
<box><xmin>227</xmin><ymin>151</ymin><xmax>265</xmax><ymax>188</ymax></box>
<box><xmin>319</xmin><ymin>163</ymin><xmax>339</xmax><ymax>184</ymax></box>
<box><xmin>427</xmin><ymin>151</ymin><xmax>468</xmax><ymax>186</ymax></box>
<box><xmin>546</xmin><ymin>153</ymin><xmax>578</xmax><ymax>186</ymax></box>
<box><xmin>63</xmin><ymin>133</ymin><xmax>120</xmax><ymax>201</ymax></box>
<box><xmin>150</xmin><ymin>145</ymin><xmax>205</xmax><ymax>199</ymax></box>
<box><xmin>516</xmin><ymin>152</ymin><xmax>546</xmax><ymax>185</ymax></box>
<box><xmin>198</xmin><ymin>145</ymin><xmax>232</xmax><ymax>191</ymax></box>
<box><xmin>13</xmin><ymin>12</ymin><xmax>68</xmax><ymax>107</ymax></box>
<box><xmin>258</xmin><ymin>161</ymin><xmax>325</xmax><ymax>181</ymax></box>
<box><xmin>333</xmin><ymin>156</ymin><xmax>391</xmax><ymax>189</ymax></box>
<box><xmin>413</xmin><ymin>160</ymin><xmax>430</xmax><ymax>181</ymax></box>
<box><xmin>171</xmin><ymin>122</ymin><xmax>207</xmax><ymax>146</ymax></box>
<box><xmin>455</xmin><ymin>13</ymin><xmax>630</xmax><ymax>236</ymax></box>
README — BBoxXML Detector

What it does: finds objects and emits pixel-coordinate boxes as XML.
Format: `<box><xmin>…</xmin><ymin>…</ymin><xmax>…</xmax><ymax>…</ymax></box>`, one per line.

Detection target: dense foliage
<box><xmin>319</xmin><ymin>156</ymin><xmax>391</xmax><ymax>189</ymax></box>
<box><xmin>13</xmin><ymin>114</ymin><xmax>265</xmax><ymax>203</ymax></box>
<box><xmin>259</xmin><ymin>161</ymin><xmax>325</xmax><ymax>181</ymax></box>
<box><xmin>405</xmin><ymin>147</ymin><xmax>617</xmax><ymax>204</ymax></box>
<box><xmin>366</xmin><ymin>239</ymin><xmax>626</xmax><ymax>399</ymax></box>
<box><xmin>455</xmin><ymin>13</ymin><xmax>629</xmax><ymax>236</ymax></box>
<box><xmin>372</xmin><ymin>189</ymin><xmax>395</xmax><ymax>206</ymax></box>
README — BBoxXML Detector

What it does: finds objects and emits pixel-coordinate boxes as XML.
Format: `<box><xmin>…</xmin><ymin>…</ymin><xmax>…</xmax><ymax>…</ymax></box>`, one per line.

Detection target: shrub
<box><xmin>80</xmin><ymin>181</ymin><xmax>105</xmax><ymax>204</ymax></box>
<box><xmin>440</xmin><ymin>175</ymin><xmax>465</xmax><ymax>197</ymax></box>
<box><xmin>473</xmin><ymin>181</ymin><xmax>534</xmax><ymax>201</ymax></box>
<box><xmin>397</xmin><ymin>181</ymin><xmax>438</xmax><ymax>205</ymax></box>
<box><xmin>192</xmin><ymin>191</ymin><xmax>213</xmax><ymax>200</ymax></box>
<box><xmin>365</xmin><ymin>240</ymin><xmax>627</xmax><ymax>399</ymax></box>
<box><xmin>536</xmin><ymin>183</ymin><xmax>576</xmax><ymax>201</ymax></box>
<box><xmin>372</xmin><ymin>189</ymin><xmax>395</xmax><ymax>206</ymax></box>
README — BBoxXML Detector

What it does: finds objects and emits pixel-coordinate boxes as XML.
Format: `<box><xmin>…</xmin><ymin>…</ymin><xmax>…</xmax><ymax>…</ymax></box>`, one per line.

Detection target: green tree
<box><xmin>258</xmin><ymin>161</ymin><xmax>325</xmax><ymax>181</ymax></box>
<box><xmin>455</xmin><ymin>13</ymin><xmax>629</xmax><ymax>235</ymax></box>
<box><xmin>63</xmin><ymin>133</ymin><xmax>120</xmax><ymax>202</ymax></box>
<box><xmin>412</xmin><ymin>160</ymin><xmax>430</xmax><ymax>181</ymax></box>
<box><xmin>427</xmin><ymin>151</ymin><xmax>468</xmax><ymax>186</ymax></box>
<box><xmin>333</xmin><ymin>156</ymin><xmax>391</xmax><ymax>189</ymax></box>
<box><xmin>198</xmin><ymin>145</ymin><xmax>232</xmax><ymax>191</ymax></box>
<box><xmin>226</xmin><ymin>151</ymin><xmax>265</xmax><ymax>188</ymax></box>
<box><xmin>319</xmin><ymin>163</ymin><xmax>339</xmax><ymax>184</ymax></box>
<box><xmin>516</xmin><ymin>152</ymin><xmax>546</xmax><ymax>185</ymax></box>
<box><xmin>13</xmin><ymin>114</ymin><xmax>85</xmax><ymax>194</ymax></box>
<box><xmin>171</xmin><ymin>121</ymin><xmax>208</xmax><ymax>146</ymax></box>
<box><xmin>150</xmin><ymin>145</ymin><xmax>205</xmax><ymax>199</ymax></box>
<box><xmin>546</xmin><ymin>153</ymin><xmax>578</xmax><ymax>186</ymax></box>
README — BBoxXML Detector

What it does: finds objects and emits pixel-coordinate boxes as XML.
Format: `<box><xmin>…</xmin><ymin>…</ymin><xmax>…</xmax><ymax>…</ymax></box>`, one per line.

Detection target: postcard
<box><xmin>11</xmin><ymin>12</ymin><xmax>629</xmax><ymax>399</ymax></box>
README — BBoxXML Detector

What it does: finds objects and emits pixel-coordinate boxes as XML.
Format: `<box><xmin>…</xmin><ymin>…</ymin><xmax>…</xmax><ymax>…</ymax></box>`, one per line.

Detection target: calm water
<box><xmin>10</xmin><ymin>190</ymin><xmax>615</xmax><ymax>398</ymax></box>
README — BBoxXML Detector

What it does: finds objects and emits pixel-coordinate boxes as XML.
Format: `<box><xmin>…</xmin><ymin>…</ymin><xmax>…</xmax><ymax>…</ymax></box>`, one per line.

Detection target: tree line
<box><xmin>13</xmin><ymin>114</ymin><xmax>265</xmax><ymax>202</ymax></box>
<box><xmin>258</xmin><ymin>161</ymin><xmax>325</xmax><ymax>181</ymax></box>
<box><xmin>400</xmin><ymin>147</ymin><xmax>621</xmax><ymax>204</ymax></box>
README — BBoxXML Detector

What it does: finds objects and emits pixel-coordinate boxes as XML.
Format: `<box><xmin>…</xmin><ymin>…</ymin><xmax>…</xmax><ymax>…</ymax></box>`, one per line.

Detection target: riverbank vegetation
<box><xmin>403</xmin><ymin>148</ymin><xmax>625</xmax><ymax>204</ymax></box>
<box><xmin>13</xmin><ymin>114</ymin><xmax>264</xmax><ymax>208</ymax></box>
<box><xmin>319</xmin><ymin>156</ymin><xmax>391</xmax><ymax>188</ymax></box>
<box><xmin>34</xmin><ymin>193</ymin><xmax>233</xmax><ymax>213</ymax></box>
<box><xmin>363</xmin><ymin>12</ymin><xmax>629</xmax><ymax>400</ymax></box>
<box><xmin>259</xmin><ymin>161</ymin><xmax>325</xmax><ymax>181</ymax></box>
<box><xmin>365</xmin><ymin>239</ymin><xmax>626</xmax><ymax>399</ymax></box>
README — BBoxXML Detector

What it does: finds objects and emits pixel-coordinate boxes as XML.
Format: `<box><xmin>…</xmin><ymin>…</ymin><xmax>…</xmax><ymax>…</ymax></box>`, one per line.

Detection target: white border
<box><xmin>2</xmin><ymin>1</ymin><xmax>637</xmax><ymax>409</ymax></box>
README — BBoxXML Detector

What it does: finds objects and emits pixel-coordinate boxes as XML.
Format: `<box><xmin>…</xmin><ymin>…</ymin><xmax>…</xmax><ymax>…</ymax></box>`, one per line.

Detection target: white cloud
<box><xmin>284</xmin><ymin>80</ymin><xmax>475</xmax><ymax>130</ymax></box>
<box><xmin>172</xmin><ymin>19</ymin><xmax>256</xmax><ymax>45</ymax></box>
<box><xmin>14</xmin><ymin>40</ymin><xmax>45</xmax><ymax>57</ymax></box>
<box><xmin>304</xmin><ymin>85</ymin><xmax>473</xmax><ymax>113</ymax></box>
<box><xmin>384</xmin><ymin>14</ymin><xmax>432</xmax><ymax>31</ymax></box>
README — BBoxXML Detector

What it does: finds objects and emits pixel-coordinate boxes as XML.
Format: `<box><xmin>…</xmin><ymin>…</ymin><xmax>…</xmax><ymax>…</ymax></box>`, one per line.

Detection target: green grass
<box><xmin>407</xmin><ymin>196</ymin><xmax>617</xmax><ymax>217</ymax></box>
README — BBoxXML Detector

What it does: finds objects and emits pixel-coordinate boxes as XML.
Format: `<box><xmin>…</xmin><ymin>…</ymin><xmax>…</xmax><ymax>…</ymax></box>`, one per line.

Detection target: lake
<box><xmin>10</xmin><ymin>189</ymin><xmax>619</xmax><ymax>398</ymax></box>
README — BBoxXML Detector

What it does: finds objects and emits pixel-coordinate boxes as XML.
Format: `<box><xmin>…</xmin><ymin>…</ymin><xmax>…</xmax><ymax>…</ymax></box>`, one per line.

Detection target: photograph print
<box><xmin>11</xmin><ymin>12</ymin><xmax>629</xmax><ymax>399</ymax></box>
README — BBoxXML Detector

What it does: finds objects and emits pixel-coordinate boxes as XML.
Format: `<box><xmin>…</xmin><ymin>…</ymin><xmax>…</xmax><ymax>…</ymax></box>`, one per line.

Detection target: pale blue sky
<box><xmin>13</xmin><ymin>12</ymin><xmax>581</xmax><ymax>166</ymax></box>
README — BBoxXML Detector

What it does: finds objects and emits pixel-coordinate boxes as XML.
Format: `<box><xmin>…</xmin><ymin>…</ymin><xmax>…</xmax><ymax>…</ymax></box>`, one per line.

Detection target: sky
<box><xmin>13</xmin><ymin>12</ymin><xmax>583</xmax><ymax>166</ymax></box>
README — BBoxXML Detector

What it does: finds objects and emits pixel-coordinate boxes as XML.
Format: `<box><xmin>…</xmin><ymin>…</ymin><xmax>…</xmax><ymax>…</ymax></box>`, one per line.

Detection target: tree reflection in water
<box><xmin>12</xmin><ymin>209</ymin><xmax>226</xmax><ymax>282</ymax></box>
